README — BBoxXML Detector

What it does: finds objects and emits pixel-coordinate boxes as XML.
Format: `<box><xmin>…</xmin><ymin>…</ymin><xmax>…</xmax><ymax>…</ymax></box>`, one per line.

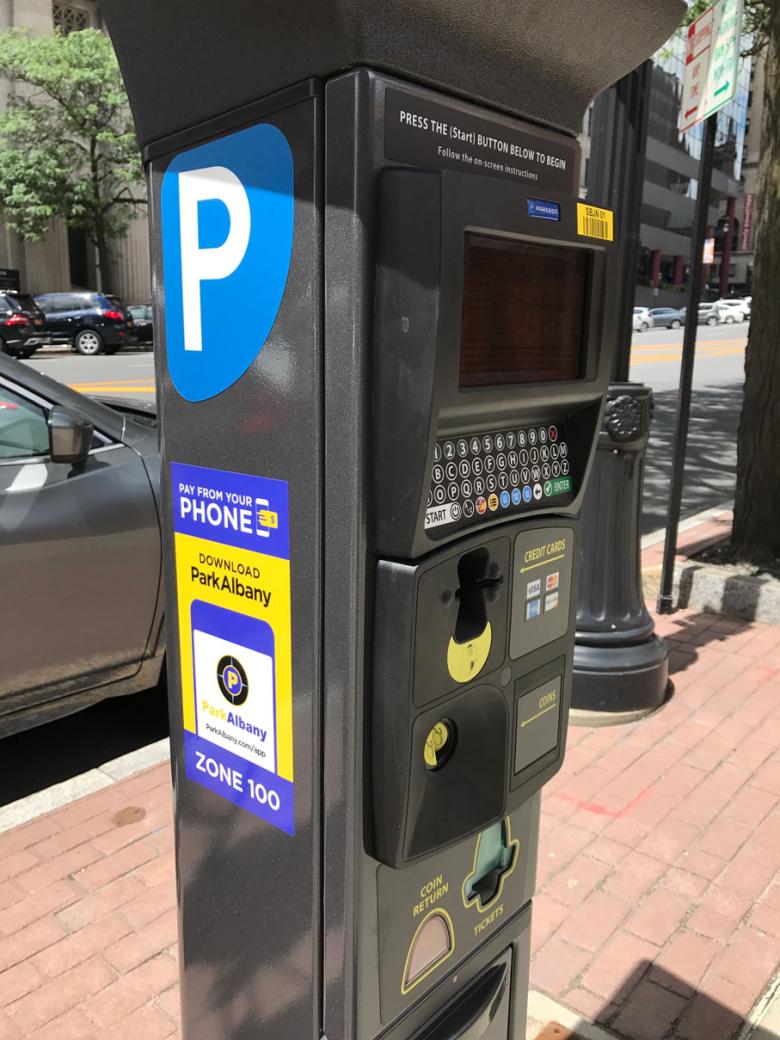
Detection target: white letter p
<box><xmin>178</xmin><ymin>166</ymin><xmax>250</xmax><ymax>351</ymax></box>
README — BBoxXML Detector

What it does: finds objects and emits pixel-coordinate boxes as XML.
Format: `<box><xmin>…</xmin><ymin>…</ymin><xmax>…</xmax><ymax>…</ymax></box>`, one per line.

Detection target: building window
<box><xmin>52</xmin><ymin>2</ymin><xmax>89</xmax><ymax>33</ymax></box>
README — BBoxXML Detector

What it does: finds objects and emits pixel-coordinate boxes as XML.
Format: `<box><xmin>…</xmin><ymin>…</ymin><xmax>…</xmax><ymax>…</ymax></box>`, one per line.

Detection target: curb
<box><xmin>0</xmin><ymin>737</ymin><xmax>170</xmax><ymax>835</ymax></box>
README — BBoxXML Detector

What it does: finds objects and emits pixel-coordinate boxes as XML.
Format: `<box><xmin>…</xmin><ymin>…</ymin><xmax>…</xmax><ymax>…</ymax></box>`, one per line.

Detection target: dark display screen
<box><xmin>459</xmin><ymin>234</ymin><xmax>589</xmax><ymax>388</ymax></box>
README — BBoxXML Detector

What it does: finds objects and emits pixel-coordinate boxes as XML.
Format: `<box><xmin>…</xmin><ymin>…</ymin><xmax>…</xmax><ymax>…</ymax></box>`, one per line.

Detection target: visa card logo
<box><xmin>527</xmin><ymin>198</ymin><xmax>560</xmax><ymax>221</ymax></box>
<box><xmin>161</xmin><ymin>123</ymin><xmax>294</xmax><ymax>402</ymax></box>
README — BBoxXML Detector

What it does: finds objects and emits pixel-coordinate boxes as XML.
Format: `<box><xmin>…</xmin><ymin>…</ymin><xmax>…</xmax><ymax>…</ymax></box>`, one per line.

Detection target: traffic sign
<box><xmin>679</xmin><ymin>0</ymin><xmax>743</xmax><ymax>133</ymax></box>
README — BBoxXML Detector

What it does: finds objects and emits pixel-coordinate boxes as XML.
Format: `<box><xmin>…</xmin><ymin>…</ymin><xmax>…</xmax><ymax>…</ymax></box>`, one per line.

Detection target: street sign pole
<box><xmin>657</xmin><ymin>113</ymin><xmax>717</xmax><ymax>613</ymax></box>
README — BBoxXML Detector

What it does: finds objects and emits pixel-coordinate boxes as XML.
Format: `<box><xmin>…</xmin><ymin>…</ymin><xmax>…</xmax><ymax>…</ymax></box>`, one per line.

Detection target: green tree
<box><xmin>681</xmin><ymin>1</ymin><xmax>779</xmax><ymax>563</ymax></box>
<box><xmin>0</xmin><ymin>28</ymin><xmax>144</xmax><ymax>292</ymax></box>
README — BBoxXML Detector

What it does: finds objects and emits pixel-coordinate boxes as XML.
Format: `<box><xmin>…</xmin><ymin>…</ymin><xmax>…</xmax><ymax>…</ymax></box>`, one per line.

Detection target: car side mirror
<box><xmin>48</xmin><ymin>407</ymin><xmax>94</xmax><ymax>466</ymax></box>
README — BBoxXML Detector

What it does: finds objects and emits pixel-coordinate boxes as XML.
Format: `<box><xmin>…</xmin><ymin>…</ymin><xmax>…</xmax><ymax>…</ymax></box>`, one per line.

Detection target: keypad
<box><xmin>424</xmin><ymin>424</ymin><xmax>573</xmax><ymax>532</ymax></box>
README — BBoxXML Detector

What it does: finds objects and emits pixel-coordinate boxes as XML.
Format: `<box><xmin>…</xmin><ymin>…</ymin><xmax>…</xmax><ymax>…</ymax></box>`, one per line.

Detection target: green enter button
<box><xmin>544</xmin><ymin>476</ymin><xmax>572</xmax><ymax>497</ymax></box>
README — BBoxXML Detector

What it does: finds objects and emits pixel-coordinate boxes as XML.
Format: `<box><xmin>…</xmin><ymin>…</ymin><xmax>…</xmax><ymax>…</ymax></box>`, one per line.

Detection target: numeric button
<box><xmin>506</xmin><ymin>432</ymin><xmax>516</xmax><ymax>449</ymax></box>
<box><xmin>457</xmin><ymin>438</ymin><xmax>469</xmax><ymax>458</ymax></box>
<box><xmin>443</xmin><ymin>441</ymin><xmax>456</xmax><ymax>460</ymax></box>
<box><xmin>517</xmin><ymin>430</ymin><xmax>527</xmax><ymax>447</ymax></box>
<box><xmin>470</xmin><ymin>436</ymin><xmax>482</xmax><ymax>455</ymax></box>
<box><xmin>434</xmin><ymin>443</ymin><xmax>442</xmax><ymax>462</ymax></box>
<box><xmin>482</xmin><ymin>435</ymin><xmax>494</xmax><ymax>453</ymax></box>
<box><xmin>528</xmin><ymin>428</ymin><xmax>538</xmax><ymax>445</ymax></box>
<box><xmin>494</xmin><ymin>433</ymin><xmax>505</xmax><ymax>451</ymax></box>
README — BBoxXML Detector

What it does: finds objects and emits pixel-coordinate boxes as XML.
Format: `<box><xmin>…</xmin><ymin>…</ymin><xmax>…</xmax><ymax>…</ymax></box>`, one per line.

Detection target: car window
<box><xmin>13</xmin><ymin>294</ymin><xmax>38</xmax><ymax>311</ymax></box>
<box><xmin>0</xmin><ymin>387</ymin><xmax>49</xmax><ymax>459</ymax></box>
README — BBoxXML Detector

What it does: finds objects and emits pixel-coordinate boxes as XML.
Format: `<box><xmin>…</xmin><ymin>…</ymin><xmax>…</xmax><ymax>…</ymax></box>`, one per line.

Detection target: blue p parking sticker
<box><xmin>160</xmin><ymin>123</ymin><xmax>294</xmax><ymax>401</ymax></box>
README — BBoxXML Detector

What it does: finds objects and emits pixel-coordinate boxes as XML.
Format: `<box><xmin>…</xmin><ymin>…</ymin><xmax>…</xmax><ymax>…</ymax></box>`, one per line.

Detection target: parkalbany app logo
<box><xmin>160</xmin><ymin>123</ymin><xmax>294</xmax><ymax>402</ymax></box>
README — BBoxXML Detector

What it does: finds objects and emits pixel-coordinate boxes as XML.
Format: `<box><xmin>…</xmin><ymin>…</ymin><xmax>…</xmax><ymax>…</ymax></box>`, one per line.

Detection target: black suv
<box><xmin>34</xmin><ymin>292</ymin><xmax>135</xmax><ymax>355</ymax></box>
<box><xmin>0</xmin><ymin>292</ymin><xmax>49</xmax><ymax>359</ymax></box>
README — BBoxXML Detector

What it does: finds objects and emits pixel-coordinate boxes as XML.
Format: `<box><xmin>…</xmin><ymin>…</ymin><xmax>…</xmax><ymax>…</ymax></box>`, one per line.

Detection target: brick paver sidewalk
<box><xmin>1</xmin><ymin>511</ymin><xmax>778</xmax><ymax>1040</ymax></box>
<box><xmin>532</xmin><ymin>608</ymin><xmax>780</xmax><ymax>1039</ymax></box>
<box><xmin>0</xmin><ymin>766</ymin><xmax>179</xmax><ymax>1039</ymax></box>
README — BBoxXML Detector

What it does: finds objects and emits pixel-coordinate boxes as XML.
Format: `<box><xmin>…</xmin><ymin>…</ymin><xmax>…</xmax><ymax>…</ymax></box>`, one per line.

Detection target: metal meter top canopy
<box><xmin>103</xmin><ymin>0</ymin><xmax>684</xmax><ymax>152</ymax></box>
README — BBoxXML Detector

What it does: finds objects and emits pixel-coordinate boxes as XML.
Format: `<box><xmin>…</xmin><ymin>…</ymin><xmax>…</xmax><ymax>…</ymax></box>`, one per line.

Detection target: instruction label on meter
<box><xmin>171</xmin><ymin>461</ymin><xmax>294</xmax><ymax>835</ymax></box>
<box><xmin>509</xmin><ymin>527</ymin><xmax>574</xmax><ymax>660</ymax></box>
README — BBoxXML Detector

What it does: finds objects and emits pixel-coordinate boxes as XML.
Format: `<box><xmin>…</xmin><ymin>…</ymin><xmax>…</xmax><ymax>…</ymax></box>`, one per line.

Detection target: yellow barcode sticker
<box><xmin>577</xmin><ymin>203</ymin><xmax>614</xmax><ymax>241</ymax></box>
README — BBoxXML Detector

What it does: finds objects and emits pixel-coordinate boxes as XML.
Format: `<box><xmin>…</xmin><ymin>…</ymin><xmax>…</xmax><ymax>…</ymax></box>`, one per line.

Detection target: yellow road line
<box><xmin>69</xmin><ymin>383</ymin><xmax>156</xmax><ymax>394</ymax></box>
<box><xmin>630</xmin><ymin>346</ymin><xmax>746</xmax><ymax>365</ymax></box>
<box><xmin>632</xmin><ymin>337</ymin><xmax>745</xmax><ymax>352</ymax></box>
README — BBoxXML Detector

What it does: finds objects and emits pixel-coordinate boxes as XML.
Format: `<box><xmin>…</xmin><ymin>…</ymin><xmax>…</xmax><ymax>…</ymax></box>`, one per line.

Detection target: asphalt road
<box><xmin>629</xmin><ymin>322</ymin><xmax>746</xmax><ymax>533</ymax></box>
<box><xmin>22</xmin><ymin>320</ymin><xmax>748</xmax><ymax>537</ymax></box>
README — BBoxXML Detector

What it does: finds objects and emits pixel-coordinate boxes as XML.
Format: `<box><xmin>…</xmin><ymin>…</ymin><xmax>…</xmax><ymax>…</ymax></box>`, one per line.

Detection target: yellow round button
<box><xmin>424</xmin><ymin>721</ymin><xmax>453</xmax><ymax>770</ymax></box>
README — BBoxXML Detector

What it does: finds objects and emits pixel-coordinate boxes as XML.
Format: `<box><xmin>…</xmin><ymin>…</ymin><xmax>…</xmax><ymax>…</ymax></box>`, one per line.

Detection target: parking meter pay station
<box><xmin>103</xmin><ymin>3</ymin><xmax>683</xmax><ymax>1038</ymax></box>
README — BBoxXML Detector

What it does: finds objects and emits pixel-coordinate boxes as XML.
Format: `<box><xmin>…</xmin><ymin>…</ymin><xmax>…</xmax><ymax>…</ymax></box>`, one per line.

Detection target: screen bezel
<box><xmin>432</xmin><ymin>173</ymin><xmax>607</xmax><ymax>431</ymax></box>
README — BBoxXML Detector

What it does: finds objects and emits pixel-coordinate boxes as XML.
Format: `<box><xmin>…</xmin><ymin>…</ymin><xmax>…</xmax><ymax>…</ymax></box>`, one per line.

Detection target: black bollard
<box><xmin>572</xmin><ymin>383</ymin><xmax>670</xmax><ymax>720</ymax></box>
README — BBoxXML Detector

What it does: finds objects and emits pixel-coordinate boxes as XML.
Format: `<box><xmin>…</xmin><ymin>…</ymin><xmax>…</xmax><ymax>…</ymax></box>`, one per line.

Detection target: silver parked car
<box><xmin>0</xmin><ymin>354</ymin><xmax>164</xmax><ymax>737</ymax></box>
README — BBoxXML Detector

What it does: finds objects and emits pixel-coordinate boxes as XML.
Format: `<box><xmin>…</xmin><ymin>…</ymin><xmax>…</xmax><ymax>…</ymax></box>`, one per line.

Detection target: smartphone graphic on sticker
<box><xmin>190</xmin><ymin>600</ymin><xmax>277</xmax><ymax>773</ymax></box>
